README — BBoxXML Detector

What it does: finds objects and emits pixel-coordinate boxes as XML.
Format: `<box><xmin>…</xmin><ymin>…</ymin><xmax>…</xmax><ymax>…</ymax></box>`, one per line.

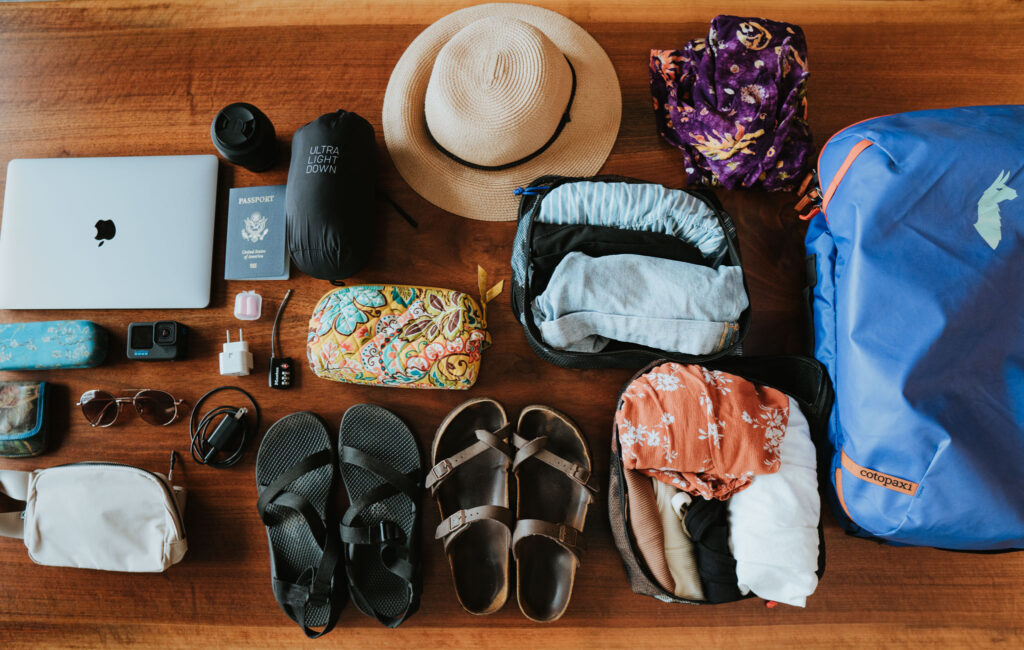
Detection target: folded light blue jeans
<box><xmin>531</xmin><ymin>252</ymin><xmax>747</xmax><ymax>354</ymax></box>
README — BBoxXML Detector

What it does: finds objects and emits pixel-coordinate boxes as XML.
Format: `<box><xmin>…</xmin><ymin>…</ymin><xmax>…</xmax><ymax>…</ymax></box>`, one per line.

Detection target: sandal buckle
<box><xmin>303</xmin><ymin>569</ymin><xmax>330</xmax><ymax>608</ymax></box>
<box><xmin>448</xmin><ymin>510</ymin><xmax>466</xmax><ymax>533</ymax></box>
<box><xmin>432</xmin><ymin>459</ymin><xmax>453</xmax><ymax>481</ymax></box>
<box><xmin>571</xmin><ymin>465</ymin><xmax>591</xmax><ymax>485</ymax></box>
<box><xmin>376</xmin><ymin>520</ymin><xmax>401</xmax><ymax>543</ymax></box>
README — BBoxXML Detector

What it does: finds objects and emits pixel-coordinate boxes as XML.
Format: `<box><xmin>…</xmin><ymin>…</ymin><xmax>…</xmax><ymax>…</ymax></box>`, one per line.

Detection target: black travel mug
<box><xmin>211</xmin><ymin>102</ymin><xmax>278</xmax><ymax>172</ymax></box>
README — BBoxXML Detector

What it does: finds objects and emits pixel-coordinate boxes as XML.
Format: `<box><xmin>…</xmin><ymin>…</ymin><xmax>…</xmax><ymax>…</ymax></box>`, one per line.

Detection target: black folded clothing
<box><xmin>684</xmin><ymin>496</ymin><xmax>743</xmax><ymax>604</ymax></box>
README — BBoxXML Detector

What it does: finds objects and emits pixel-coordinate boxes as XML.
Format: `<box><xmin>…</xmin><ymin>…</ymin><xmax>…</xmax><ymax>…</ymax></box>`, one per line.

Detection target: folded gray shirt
<box><xmin>531</xmin><ymin>252</ymin><xmax>747</xmax><ymax>354</ymax></box>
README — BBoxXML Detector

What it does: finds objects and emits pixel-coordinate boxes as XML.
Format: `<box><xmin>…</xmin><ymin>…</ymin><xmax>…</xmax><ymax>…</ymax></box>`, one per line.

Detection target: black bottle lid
<box><xmin>211</xmin><ymin>102</ymin><xmax>278</xmax><ymax>172</ymax></box>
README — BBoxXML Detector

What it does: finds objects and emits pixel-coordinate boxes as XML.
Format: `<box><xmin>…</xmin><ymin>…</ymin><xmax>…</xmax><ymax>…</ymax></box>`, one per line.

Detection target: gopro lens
<box><xmin>154</xmin><ymin>322</ymin><xmax>176</xmax><ymax>346</ymax></box>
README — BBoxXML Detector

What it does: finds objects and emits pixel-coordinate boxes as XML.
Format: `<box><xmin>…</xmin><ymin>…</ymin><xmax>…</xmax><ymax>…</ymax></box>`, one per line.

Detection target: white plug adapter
<box><xmin>219</xmin><ymin>329</ymin><xmax>253</xmax><ymax>376</ymax></box>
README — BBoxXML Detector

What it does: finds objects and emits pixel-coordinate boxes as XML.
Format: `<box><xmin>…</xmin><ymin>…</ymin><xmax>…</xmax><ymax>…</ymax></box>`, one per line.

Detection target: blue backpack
<box><xmin>804</xmin><ymin>106</ymin><xmax>1024</xmax><ymax>550</ymax></box>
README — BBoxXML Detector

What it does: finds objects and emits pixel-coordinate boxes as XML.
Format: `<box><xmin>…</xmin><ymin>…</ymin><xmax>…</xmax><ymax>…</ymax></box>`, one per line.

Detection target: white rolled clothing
<box><xmin>727</xmin><ymin>396</ymin><xmax>820</xmax><ymax>607</ymax></box>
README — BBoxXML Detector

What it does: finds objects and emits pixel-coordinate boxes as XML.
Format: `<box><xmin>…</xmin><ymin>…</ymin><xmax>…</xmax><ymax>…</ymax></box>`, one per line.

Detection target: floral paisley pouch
<box><xmin>307</xmin><ymin>268</ymin><xmax>503</xmax><ymax>389</ymax></box>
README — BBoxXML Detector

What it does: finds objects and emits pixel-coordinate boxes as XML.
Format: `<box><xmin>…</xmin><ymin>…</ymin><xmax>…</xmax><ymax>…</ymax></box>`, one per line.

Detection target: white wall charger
<box><xmin>219</xmin><ymin>329</ymin><xmax>253</xmax><ymax>376</ymax></box>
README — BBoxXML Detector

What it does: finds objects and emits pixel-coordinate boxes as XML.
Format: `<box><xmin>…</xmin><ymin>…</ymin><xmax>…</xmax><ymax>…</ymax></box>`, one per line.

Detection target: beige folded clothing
<box><xmin>624</xmin><ymin>468</ymin><xmax>675</xmax><ymax>593</ymax></box>
<box><xmin>653</xmin><ymin>478</ymin><xmax>704</xmax><ymax>601</ymax></box>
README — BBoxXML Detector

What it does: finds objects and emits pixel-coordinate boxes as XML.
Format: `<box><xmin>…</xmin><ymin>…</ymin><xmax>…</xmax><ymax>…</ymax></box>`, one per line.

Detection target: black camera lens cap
<box><xmin>215</xmin><ymin>105</ymin><xmax>257</xmax><ymax>147</ymax></box>
<box><xmin>211</xmin><ymin>102</ymin><xmax>278</xmax><ymax>172</ymax></box>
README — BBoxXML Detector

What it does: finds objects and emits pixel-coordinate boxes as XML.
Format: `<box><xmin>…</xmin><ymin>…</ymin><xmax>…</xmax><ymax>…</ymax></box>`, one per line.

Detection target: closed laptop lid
<box><xmin>0</xmin><ymin>155</ymin><xmax>218</xmax><ymax>309</ymax></box>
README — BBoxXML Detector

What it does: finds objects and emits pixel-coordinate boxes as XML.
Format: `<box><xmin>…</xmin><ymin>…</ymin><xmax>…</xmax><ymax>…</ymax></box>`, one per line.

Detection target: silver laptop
<box><xmin>0</xmin><ymin>155</ymin><xmax>218</xmax><ymax>309</ymax></box>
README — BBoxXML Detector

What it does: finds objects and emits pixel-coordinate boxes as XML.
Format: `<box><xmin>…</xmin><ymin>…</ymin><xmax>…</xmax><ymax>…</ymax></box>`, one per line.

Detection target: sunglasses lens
<box><xmin>135</xmin><ymin>390</ymin><xmax>177</xmax><ymax>426</ymax></box>
<box><xmin>80</xmin><ymin>390</ymin><xmax>118</xmax><ymax>427</ymax></box>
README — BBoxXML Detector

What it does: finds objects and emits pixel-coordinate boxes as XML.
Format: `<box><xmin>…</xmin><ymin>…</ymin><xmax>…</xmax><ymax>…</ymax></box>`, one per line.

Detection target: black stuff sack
<box><xmin>286</xmin><ymin>110</ymin><xmax>377</xmax><ymax>281</ymax></box>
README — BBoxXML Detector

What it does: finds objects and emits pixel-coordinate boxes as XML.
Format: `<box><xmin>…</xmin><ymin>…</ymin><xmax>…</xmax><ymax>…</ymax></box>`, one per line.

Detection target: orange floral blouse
<box><xmin>615</xmin><ymin>362</ymin><xmax>790</xmax><ymax>500</ymax></box>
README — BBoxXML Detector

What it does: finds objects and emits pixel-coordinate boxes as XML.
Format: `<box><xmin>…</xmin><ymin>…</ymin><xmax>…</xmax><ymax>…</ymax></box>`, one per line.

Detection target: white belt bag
<box><xmin>0</xmin><ymin>461</ymin><xmax>187</xmax><ymax>572</ymax></box>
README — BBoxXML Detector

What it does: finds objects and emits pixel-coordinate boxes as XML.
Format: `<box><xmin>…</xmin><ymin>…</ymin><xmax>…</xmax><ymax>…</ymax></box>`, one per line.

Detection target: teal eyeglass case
<box><xmin>0</xmin><ymin>321</ymin><xmax>108</xmax><ymax>370</ymax></box>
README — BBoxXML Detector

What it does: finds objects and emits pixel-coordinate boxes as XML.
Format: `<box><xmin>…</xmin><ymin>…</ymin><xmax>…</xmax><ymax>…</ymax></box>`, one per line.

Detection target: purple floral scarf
<box><xmin>650</xmin><ymin>15</ymin><xmax>812</xmax><ymax>191</ymax></box>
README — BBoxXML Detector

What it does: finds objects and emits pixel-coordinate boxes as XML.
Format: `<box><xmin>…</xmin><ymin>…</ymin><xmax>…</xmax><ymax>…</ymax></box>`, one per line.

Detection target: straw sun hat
<box><xmin>382</xmin><ymin>3</ymin><xmax>622</xmax><ymax>221</ymax></box>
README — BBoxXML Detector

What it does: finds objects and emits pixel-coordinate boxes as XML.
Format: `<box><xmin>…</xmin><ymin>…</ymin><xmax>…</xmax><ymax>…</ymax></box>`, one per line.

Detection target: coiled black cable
<box><xmin>189</xmin><ymin>385</ymin><xmax>260</xmax><ymax>468</ymax></box>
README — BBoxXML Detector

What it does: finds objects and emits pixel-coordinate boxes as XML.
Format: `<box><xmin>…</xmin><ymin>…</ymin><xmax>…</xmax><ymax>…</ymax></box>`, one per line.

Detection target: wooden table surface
<box><xmin>1</xmin><ymin>1</ymin><xmax>1023</xmax><ymax>647</ymax></box>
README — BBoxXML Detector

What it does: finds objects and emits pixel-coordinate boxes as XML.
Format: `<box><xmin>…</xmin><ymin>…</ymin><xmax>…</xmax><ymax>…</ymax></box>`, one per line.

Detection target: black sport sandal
<box><xmin>337</xmin><ymin>404</ymin><xmax>424</xmax><ymax>628</ymax></box>
<box><xmin>256</xmin><ymin>412</ymin><xmax>345</xmax><ymax>638</ymax></box>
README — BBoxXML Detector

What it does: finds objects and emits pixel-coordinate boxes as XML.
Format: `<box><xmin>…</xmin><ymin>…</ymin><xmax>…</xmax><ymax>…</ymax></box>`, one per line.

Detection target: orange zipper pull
<box><xmin>795</xmin><ymin>169</ymin><xmax>823</xmax><ymax>220</ymax></box>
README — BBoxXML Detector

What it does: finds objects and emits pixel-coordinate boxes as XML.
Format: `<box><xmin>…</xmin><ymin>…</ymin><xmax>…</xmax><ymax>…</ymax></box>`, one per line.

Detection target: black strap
<box><xmin>257</xmin><ymin>448</ymin><xmax>344</xmax><ymax>639</ymax></box>
<box><xmin>274</xmin><ymin>535</ymin><xmax>345</xmax><ymax>639</ymax></box>
<box><xmin>340</xmin><ymin>518</ymin><xmax>403</xmax><ymax>546</ymax></box>
<box><xmin>256</xmin><ymin>449</ymin><xmax>332</xmax><ymax>518</ymax></box>
<box><xmin>263</xmin><ymin>491</ymin><xmax>328</xmax><ymax>548</ymax></box>
<box><xmin>803</xmin><ymin>254</ymin><xmax>817</xmax><ymax>355</ymax></box>
<box><xmin>309</xmin><ymin>533</ymin><xmax>342</xmax><ymax>608</ymax></box>
<box><xmin>346</xmin><ymin>556</ymin><xmax>416</xmax><ymax>628</ymax></box>
<box><xmin>341</xmin><ymin>516</ymin><xmax>415</xmax><ymax>628</ymax></box>
<box><xmin>424</xmin><ymin>57</ymin><xmax>577</xmax><ymax>172</ymax></box>
<box><xmin>340</xmin><ymin>446</ymin><xmax>420</xmax><ymax>502</ymax></box>
<box><xmin>342</xmin><ymin>482</ymin><xmax>400</xmax><ymax>528</ymax></box>
<box><xmin>337</xmin><ymin>445</ymin><xmax>422</xmax><ymax>627</ymax></box>
<box><xmin>381</xmin><ymin>191</ymin><xmax>418</xmax><ymax>228</ymax></box>
<box><xmin>384</xmin><ymin>550</ymin><xmax>416</xmax><ymax>585</ymax></box>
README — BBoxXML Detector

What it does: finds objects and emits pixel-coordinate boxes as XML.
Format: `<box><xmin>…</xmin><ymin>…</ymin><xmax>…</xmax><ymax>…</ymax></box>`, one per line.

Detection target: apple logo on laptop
<box><xmin>94</xmin><ymin>219</ymin><xmax>116</xmax><ymax>247</ymax></box>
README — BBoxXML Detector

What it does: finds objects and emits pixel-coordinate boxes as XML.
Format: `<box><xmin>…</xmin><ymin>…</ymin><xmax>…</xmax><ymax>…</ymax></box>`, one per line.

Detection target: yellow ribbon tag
<box><xmin>477</xmin><ymin>265</ymin><xmax>504</xmax><ymax>322</ymax></box>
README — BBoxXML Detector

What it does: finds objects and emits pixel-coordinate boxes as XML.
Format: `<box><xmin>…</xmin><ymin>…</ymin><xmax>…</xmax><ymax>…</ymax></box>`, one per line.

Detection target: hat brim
<box><xmin>382</xmin><ymin>2</ymin><xmax>622</xmax><ymax>222</ymax></box>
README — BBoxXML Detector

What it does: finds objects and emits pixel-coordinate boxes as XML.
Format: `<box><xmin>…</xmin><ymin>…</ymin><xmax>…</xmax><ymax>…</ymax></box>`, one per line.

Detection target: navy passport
<box><xmin>224</xmin><ymin>185</ymin><xmax>290</xmax><ymax>280</ymax></box>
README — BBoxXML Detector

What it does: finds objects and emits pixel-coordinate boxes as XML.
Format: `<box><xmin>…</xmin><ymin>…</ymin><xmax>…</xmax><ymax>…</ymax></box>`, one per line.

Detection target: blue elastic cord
<box><xmin>513</xmin><ymin>186</ymin><xmax>551</xmax><ymax>196</ymax></box>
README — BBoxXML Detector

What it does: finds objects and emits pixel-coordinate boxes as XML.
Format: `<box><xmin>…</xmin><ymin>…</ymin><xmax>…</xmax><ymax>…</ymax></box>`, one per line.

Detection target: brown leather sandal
<box><xmin>512</xmin><ymin>405</ymin><xmax>598</xmax><ymax>622</ymax></box>
<box><xmin>428</xmin><ymin>398</ymin><xmax>513</xmax><ymax>615</ymax></box>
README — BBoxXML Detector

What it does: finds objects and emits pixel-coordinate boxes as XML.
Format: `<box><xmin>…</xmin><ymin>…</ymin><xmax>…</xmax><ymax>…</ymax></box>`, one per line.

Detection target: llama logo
<box><xmin>241</xmin><ymin>211</ymin><xmax>269</xmax><ymax>243</ymax></box>
<box><xmin>975</xmin><ymin>170</ymin><xmax>1017</xmax><ymax>250</ymax></box>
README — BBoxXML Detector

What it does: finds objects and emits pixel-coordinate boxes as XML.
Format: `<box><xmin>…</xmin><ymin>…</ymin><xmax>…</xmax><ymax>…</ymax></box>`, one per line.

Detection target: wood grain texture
<box><xmin>1</xmin><ymin>1</ymin><xmax>1023</xmax><ymax>647</ymax></box>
